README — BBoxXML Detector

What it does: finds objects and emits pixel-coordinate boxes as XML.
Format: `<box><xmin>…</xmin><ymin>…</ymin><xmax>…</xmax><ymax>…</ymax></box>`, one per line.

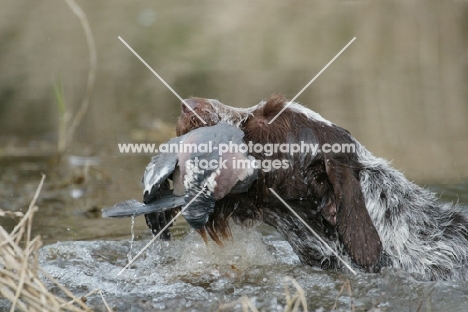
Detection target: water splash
<box><xmin>127</xmin><ymin>215</ymin><xmax>135</xmax><ymax>262</ymax></box>
<box><xmin>33</xmin><ymin>224</ymin><xmax>468</xmax><ymax>312</ymax></box>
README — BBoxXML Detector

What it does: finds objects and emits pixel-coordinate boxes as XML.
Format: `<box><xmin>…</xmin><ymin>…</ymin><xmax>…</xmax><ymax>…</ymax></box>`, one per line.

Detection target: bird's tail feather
<box><xmin>102</xmin><ymin>196</ymin><xmax>185</xmax><ymax>218</ymax></box>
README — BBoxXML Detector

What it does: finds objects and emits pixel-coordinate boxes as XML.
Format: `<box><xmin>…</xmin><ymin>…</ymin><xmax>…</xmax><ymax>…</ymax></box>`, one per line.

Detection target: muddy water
<box><xmin>0</xmin><ymin>153</ymin><xmax>183</xmax><ymax>244</ymax></box>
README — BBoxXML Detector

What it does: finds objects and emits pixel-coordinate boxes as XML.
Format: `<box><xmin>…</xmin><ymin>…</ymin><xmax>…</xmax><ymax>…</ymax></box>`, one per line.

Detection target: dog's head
<box><xmin>176</xmin><ymin>98</ymin><xmax>253</xmax><ymax>136</ymax></box>
<box><xmin>176</xmin><ymin>95</ymin><xmax>383</xmax><ymax>271</ymax></box>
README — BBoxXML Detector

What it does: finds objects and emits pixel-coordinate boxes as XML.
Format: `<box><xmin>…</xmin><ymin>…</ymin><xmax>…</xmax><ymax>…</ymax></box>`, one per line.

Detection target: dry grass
<box><xmin>218</xmin><ymin>296</ymin><xmax>260</xmax><ymax>312</ymax></box>
<box><xmin>218</xmin><ymin>277</ymin><xmax>358</xmax><ymax>312</ymax></box>
<box><xmin>218</xmin><ymin>277</ymin><xmax>309</xmax><ymax>312</ymax></box>
<box><xmin>56</xmin><ymin>0</ymin><xmax>97</xmax><ymax>158</ymax></box>
<box><xmin>0</xmin><ymin>174</ymin><xmax>111</xmax><ymax>312</ymax></box>
<box><xmin>332</xmin><ymin>279</ymin><xmax>354</xmax><ymax>312</ymax></box>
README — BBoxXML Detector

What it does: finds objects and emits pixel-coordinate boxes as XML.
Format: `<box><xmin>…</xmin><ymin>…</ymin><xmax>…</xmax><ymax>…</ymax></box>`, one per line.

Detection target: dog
<box><xmin>166</xmin><ymin>94</ymin><xmax>468</xmax><ymax>281</ymax></box>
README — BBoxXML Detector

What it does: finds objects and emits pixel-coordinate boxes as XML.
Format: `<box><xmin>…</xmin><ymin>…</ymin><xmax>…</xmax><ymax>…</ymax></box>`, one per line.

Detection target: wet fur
<box><xmin>172</xmin><ymin>95</ymin><xmax>468</xmax><ymax>280</ymax></box>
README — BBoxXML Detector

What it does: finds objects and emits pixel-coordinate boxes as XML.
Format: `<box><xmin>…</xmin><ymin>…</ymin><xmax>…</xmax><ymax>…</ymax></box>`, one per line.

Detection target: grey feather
<box><xmin>102</xmin><ymin>196</ymin><xmax>185</xmax><ymax>218</ymax></box>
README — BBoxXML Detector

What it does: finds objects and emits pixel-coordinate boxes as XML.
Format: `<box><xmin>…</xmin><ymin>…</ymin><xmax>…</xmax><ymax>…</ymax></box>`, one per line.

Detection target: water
<box><xmin>33</xmin><ymin>225</ymin><xmax>468</xmax><ymax>312</ymax></box>
<box><xmin>0</xmin><ymin>153</ymin><xmax>188</xmax><ymax>245</ymax></box>
<box><xmin>1</xmin><ymin>156</ymin><xmax>468</xmax><ymax>311</ymax></box>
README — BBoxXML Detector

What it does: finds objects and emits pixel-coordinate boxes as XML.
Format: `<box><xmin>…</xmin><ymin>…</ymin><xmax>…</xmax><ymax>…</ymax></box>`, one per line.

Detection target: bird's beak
<box><xmin>182</xmin><ymin>210</ymin><xmax>211</xmax><ymax>229</ymax></box>
<box><xmin>181</xmin><ymin>199</ymin><xmax>215</xmax><ymax>229</ymax></box>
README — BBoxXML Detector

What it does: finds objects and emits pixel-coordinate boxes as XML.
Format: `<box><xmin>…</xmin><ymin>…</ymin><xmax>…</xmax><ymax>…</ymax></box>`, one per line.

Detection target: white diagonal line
<box><xmin>117</xmin><ymin>187</ymin><xmax>207</xmax><ymax>276</ymax></box>
<box><xmin>268</xmin><ymin>187</ymin><xmax>357</xmax><ymax>275</ymax></box>
<box><xmin>268</xmin><ymin>37</ymin><xmax>356</xmax><ymax>124</ymax></box>
<box><xmin>118</xmin><ymin>36</ymin><xmax>206</xmax><ymax>125</ymax></box>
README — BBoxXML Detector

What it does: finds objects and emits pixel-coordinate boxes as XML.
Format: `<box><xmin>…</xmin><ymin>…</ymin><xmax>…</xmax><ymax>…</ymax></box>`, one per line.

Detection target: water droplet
<box><xmin>127</xmin><ymin>216</ymin><xmax>136</xmax><ymax>261</ymax></box>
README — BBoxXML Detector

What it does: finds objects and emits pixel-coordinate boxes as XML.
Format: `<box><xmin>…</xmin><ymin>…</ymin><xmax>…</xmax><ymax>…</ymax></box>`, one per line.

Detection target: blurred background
<box><xmin>1</xmin><ymin>0</ymin><xmax>467</xmax><ymax>243</ymax></box>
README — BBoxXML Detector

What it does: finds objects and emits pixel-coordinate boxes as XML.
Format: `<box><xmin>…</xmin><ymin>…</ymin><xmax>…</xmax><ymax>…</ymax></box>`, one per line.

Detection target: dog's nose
<box><xmin>181</xmin><ymin>98</ymin><xmax>199</xmax><ymax>114</ymax></box>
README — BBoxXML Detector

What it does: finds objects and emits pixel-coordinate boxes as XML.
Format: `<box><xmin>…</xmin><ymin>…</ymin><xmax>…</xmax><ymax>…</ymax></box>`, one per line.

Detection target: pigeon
<box><xmin>102</xmin><ymin>122</ymin><xmax>258</xmax><ymax>233</ymax></box>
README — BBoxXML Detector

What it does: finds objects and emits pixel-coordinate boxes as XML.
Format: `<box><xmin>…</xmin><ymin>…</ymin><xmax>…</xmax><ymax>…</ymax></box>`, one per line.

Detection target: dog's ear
<box><xmin>322</xmin><ymin>157</ymin><xmax>382</xmax><ymax>271</ymax></box>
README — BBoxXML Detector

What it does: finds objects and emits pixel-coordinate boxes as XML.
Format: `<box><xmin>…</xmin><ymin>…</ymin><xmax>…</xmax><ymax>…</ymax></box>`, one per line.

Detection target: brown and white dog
<box><xmin>167</xmin><ymin>94</ymin><xmax>468</xmax><ymax>281</ymax></box>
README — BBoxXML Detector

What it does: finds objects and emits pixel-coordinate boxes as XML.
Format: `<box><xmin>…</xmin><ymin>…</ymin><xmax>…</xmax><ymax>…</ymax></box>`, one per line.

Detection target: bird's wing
<box><xmin>142</xmin><ymin>138</ymin><xmax>181</xmax><ymax>204</ymax></box>
<box><xmin>178</xmin><ymin>123</ymin><xmax>252</xmax><ymax>228</ymax></box>
<box><xmin>230</xmin><ymin>155</ymin><xmax>258</xmax><ymax>194</ymax></box>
